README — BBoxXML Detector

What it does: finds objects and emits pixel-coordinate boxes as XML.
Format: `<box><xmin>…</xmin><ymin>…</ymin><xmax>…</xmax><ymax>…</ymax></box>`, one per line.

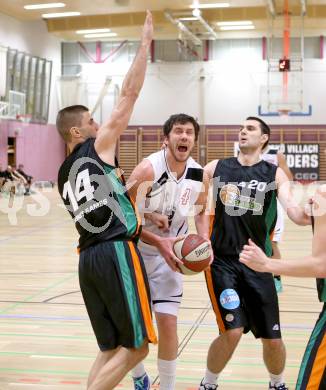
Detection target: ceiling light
<box><xmin>192</xmin><ymin>8</ymin><xmax>201</xmax><ymax>17</ymax></box>
<box><xmin>219</xmin><ymin>25</ymin><xmax>255</xmax><ymax>30</ymax></box>
<box><xmin>24</xmin><ymin>2</ymin><xmax>65</xmax><ymax>9</ymax></box>
<box><xmin>217</xmin><ymin>21</ymin><xmax>253</xmax><ymax>26</ymax></box>
<box><xmin>76</xmin><ymin>28</ymin><xmax>111</xmax><ymax>34</ymax></box>
<box><xmin>179</xmin><ymin>17</ymin><xmax>198</xmax><ymax>21</ymax></box>
<box><xmin>84</xmin><ymin>32</ymin><xmax>118</xmax><ymax>38</ymax></box>
<box><xmin>42</xmin><ymin>11</ymin><xmax>80</xmax><ymax>18</ymax></box>
<box><xmin>190</xmin><ymin>3</ymin><xmax>229</xmax><ymax>9</ymax></box>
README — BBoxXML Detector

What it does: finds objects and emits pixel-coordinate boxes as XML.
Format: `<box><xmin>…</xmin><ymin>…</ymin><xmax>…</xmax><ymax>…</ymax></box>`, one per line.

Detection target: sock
<box><xmin>203</xmin><ymin>367</ymin><xmax>219</xmax><ymax>385</ymax></box>
<box><xmin>132</xmin><ymin>362</ymin><xmax>146</xmax><ymax>378</ymax></box>
<box><xmin>269</xmin><ymin>372</ymin><xmax>285</xmax><ymax>387</ymax></box>
<box><xmin>158</xmin><ymin>358</ymin><xmax>176</xmax><ymax>390</ymax></box>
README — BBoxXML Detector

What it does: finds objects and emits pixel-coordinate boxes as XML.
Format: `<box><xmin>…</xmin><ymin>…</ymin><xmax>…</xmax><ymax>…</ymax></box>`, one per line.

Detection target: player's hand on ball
<box><xmin>173</xmin><ymin>234</ymin><xmax>212</xmax><ymax>275</ymax></box>
<box><xmin>156</xmin><ymin>236</ymin><xmax>184</xmax><ymax>272</ymax></box>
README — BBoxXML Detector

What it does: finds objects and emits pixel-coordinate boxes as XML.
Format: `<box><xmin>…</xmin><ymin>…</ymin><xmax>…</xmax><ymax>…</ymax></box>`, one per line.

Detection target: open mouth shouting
<box><xmin>177</xmin><ymin>145</ymin><xmax>188</xmax><ymax>153</ymax></box>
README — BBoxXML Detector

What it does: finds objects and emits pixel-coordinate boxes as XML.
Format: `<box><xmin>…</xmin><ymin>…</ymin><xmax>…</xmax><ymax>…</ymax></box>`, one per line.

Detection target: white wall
<box><xmin>81</xmin><ymin>53</ymin><xmax>326</xmax><ymax>126</ymax></box>
<box><xmin>2</xmin><ymin>16</ymin><xmax>325</xmax><ymax>127</ymax></box>
<box><xmin>132</xmin><ymin>60</ymin><xmax>326</xmax><ymax>126</ymax></box>
<box><xmin>0</xmin><ymin>12</ymin><xmax>61</xmax><ymax>124</ymax></box>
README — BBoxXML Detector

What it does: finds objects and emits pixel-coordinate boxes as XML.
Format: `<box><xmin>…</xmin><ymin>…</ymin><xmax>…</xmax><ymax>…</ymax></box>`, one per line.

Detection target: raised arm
<box><xmin>95</xmin><ymin>11</ymin><xmax>153</xmax><ymax>162</ymax></box>
<box><xmin>276</xmin><ymin>166</ymin><xmax>310</xmax><ymax>225</ymax></box>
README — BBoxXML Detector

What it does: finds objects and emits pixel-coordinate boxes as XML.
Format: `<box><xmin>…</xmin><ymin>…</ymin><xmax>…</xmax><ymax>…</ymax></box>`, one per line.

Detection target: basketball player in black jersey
<box><xmin>240</xmin><ymin>185</ymin><xmax>326</xmax><ymax>390</ymax></box>
<box><xmin>57</xmin><ymin>12</ymin><xmax>157</xmax><ymax>390</ymax></box>
<box><xmin>199</xmin><ymin>117</ymin><xmax>311</xmax><ymax>390</ymax></box>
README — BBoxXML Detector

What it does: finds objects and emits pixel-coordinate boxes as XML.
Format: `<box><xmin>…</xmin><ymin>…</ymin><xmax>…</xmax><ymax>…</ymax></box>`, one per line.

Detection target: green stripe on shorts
<box><xmin>114</xmin><ymin>241</ymin><xmax>143</xmax><ymax>348</ymax></box>
<box><xmin>296</xmin><ymin>308</ymin><xmax>326</xmax><ymax>389</ymax></box>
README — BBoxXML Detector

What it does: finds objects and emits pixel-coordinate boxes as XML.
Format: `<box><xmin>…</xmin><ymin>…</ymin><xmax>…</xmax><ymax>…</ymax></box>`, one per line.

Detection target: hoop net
<box><xmin>278</xmin><ymin>109</ymin><xmax>291</xmax><ymax>116</ymax></box>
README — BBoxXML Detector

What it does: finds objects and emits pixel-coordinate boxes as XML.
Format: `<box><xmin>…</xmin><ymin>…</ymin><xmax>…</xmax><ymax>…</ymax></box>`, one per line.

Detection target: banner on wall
<box><xmin>0</xmin><ymin>45</ymin><xmax>7</xmax><ymax>98</ymax></box>
<box><xmin>234</xmin><ymin>142</ymin><xmax>319</xmax><ymax>181</ymax></box>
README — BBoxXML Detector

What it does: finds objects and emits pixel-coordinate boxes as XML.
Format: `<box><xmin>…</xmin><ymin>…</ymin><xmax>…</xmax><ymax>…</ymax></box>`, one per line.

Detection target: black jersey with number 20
<box><xmin>211</xmin><ymin>157</ymin><xmax>278</xmax><ymax>259</ymax></box>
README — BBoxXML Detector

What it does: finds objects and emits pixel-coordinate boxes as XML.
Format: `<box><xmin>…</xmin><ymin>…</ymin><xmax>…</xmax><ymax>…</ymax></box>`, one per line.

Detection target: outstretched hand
<box><xmin>141</xmin><ymin>10</ymin><xmax>153</xmax><ymax>48</ymax></box>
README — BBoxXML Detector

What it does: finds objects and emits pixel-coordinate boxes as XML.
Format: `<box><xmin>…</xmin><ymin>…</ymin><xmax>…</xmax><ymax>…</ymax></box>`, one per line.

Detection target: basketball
<box><xmin>173</xmin><ymin>234</ymin><xmax>212</xmax><ymax>275</ymax></box>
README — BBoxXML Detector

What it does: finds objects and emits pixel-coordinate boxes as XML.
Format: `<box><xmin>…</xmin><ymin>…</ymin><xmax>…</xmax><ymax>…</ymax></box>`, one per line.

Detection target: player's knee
<box><xmin>134</xmin><ymin>340</ymin><xmax>149</xmax><ymax>362</ymax></box>
<box><xmin>156</xmin><ymin>313</ymin><xmax>177</xmax><ymax>337</ymax></box>
<box><xmin>262</xmin><ymin>338</ymin><xmax>284</xmax><ymax>352</ymax></box>
<box><xmin>224</xmin><ymin>328</ymin><xmax>243</xmax><ymax>347</ymax></box>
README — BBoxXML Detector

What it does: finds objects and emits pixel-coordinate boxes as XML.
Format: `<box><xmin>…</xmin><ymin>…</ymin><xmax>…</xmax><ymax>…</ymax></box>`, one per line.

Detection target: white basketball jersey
<box><xmin>261</xmin><ymin>147</ymin><xmax>279</xmax><ymax>166</ymax></box>
<box><xmin>138</xmin><ymin>149</ymin><xmax>204</xmax><ymax>257</ymax></box>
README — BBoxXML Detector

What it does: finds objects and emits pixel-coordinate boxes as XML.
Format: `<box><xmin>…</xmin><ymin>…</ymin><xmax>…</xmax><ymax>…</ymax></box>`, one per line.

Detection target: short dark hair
<box><xmin>246</xmin><ymin>116</ymin><xmax>270</xmax><ymax>150</ymax></box>
<box><xmin>163</xmin><ymin>113</ymin><xmax>200</xmax><ymax>141</ymax></box>
<box><xmin>56</xmin><ymin>105</ymin><xmax>89</xmax><ymax>142</ymax></box>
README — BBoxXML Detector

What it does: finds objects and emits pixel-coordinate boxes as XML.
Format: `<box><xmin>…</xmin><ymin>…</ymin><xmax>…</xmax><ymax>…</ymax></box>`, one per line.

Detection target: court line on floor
<box><xmin>0</xmin><ymin>332</ymin><xmax>94</xmax><ymax>340</ymax></box>
<box><xmin>0</xmin><ymin>367</ymin><xmax>88</xmax><ymax>376</ymax></box>
<box><xmin>0</xmin><ymin>314</ymin><xmax>87</xmax><ymax>320</ymax></box>
<box><xmin>43</xmin><ymin>291</ymin><xmax>80</xmax><ymax>303</ymax></box>
<box><xmin>0</xmin><ymin>299</ymin><xmax>321</xmax><ymax>316</ymax></box>
<box><xmin>0</xmin><ymin>273</ymin><xmax>77</xmax><ymax>315</ymax></box>
<box><xmin>0</xmin><ymin>313</ymin><xmax>317</xmax><ymax>331</ymax></box>
<box><xmin>0</xmin><ymin>219</ymin><xmax>71</xmax><ymax>244</ymax></box>
<box><xmin>0</xmin><ymin>272</ymin><xmax>75</xmax><ymax>275</ymax></box>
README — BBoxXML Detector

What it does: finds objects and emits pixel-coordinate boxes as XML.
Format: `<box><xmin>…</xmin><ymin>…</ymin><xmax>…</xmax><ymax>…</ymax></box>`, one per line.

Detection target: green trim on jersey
<box><xmin>319</xmin><ymin>279</ymin><xmax>326</xmax><ymax>302</ymax></box>
<box><xmin>114</xmin><ymin>241</ymin><xmax>144</xmax><ymax>348</ymax></box>
<box><xmin>104</xmin><ymin>166</ymin><xmax>137</xmax><ymax>237</ymax></box>
<box><xmin>264</xmin><ymin>191</ymin><xmax>277</xmax><ymax>257</ymax></box>
<box><xmin>295</xmin><ymin>307</ymin><xmax>326</xmax><ymax>389</ymax></box>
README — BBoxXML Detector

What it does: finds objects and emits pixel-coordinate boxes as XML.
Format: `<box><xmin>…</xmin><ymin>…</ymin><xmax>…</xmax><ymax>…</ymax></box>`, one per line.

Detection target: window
<box><xmin>5</xmin><ymin>48</ymin><xmax>52</xmax><ymax>123</ymax></box>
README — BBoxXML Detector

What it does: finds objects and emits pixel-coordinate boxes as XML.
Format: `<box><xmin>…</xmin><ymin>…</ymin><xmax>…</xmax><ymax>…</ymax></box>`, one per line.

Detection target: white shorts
<box><xmin>141</xmin><ymin>253</ymin><xmax>183</xmax><ymax>316</ymax></box>
<box><xmin>272</xmin><ymin>200</ymin><xmax>285</xmax><ymax>242</ymax></box>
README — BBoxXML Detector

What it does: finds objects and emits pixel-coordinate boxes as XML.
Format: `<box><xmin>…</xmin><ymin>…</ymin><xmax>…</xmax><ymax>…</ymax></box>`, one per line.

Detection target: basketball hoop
<box><xmin>16</xmin><ymin>114</ymin><xmax>32</xmax><ymax>123</ymax></box>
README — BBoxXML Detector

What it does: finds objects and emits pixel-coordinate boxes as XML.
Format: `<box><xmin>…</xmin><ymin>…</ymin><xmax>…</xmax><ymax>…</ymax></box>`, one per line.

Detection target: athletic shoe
<box><xmin>133</xmin><ymin>373</ymin><xmax>151</xmax><ymax>390</ymax></box>
<box><xmin>269</xmin><ymin>382</ymin><xmax>289</xmax><ymax>390</ymax></box>
<box><xmin>274</xmin><ymin>277</ymin><xmax>283</xmax><ymax>293</ymax></box>
<box><xmin>199</xmin><ymin>378</ymin><xmax>218</xmax><ymax>389</ymax></box>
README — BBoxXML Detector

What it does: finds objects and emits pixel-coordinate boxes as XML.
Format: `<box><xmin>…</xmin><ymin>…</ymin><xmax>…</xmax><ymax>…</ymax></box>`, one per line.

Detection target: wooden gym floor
<box><xmin>0</xmin><ymin>187</ymin><xmax>322</xmax><ymax>389</ymax></box>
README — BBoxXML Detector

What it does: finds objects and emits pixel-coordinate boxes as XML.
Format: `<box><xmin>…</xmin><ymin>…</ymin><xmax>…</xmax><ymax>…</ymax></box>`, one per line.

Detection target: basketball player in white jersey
<box><xmin>127</xmin><ymin>113</ymin><xmax>210</xmax><ymax>390</ymax></box>
<box><xmin>261</xmin><ymin>146</ymin><xmax>293</xmax><ymax>292</ymax></box>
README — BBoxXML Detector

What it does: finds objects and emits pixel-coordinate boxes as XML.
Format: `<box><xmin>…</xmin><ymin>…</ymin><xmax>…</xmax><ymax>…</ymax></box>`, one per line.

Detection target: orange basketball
<box><xmin>173</xmin><ymin>234</ymin><xmax>212</xmax><ymax>275</ymax></box>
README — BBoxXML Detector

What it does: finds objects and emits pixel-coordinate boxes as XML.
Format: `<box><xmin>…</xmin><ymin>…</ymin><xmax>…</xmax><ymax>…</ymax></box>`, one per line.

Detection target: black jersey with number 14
<box><xmin>58</xmin><ymin>138</ymin><xmax>141</xmax><ymax>251</ymax></box>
